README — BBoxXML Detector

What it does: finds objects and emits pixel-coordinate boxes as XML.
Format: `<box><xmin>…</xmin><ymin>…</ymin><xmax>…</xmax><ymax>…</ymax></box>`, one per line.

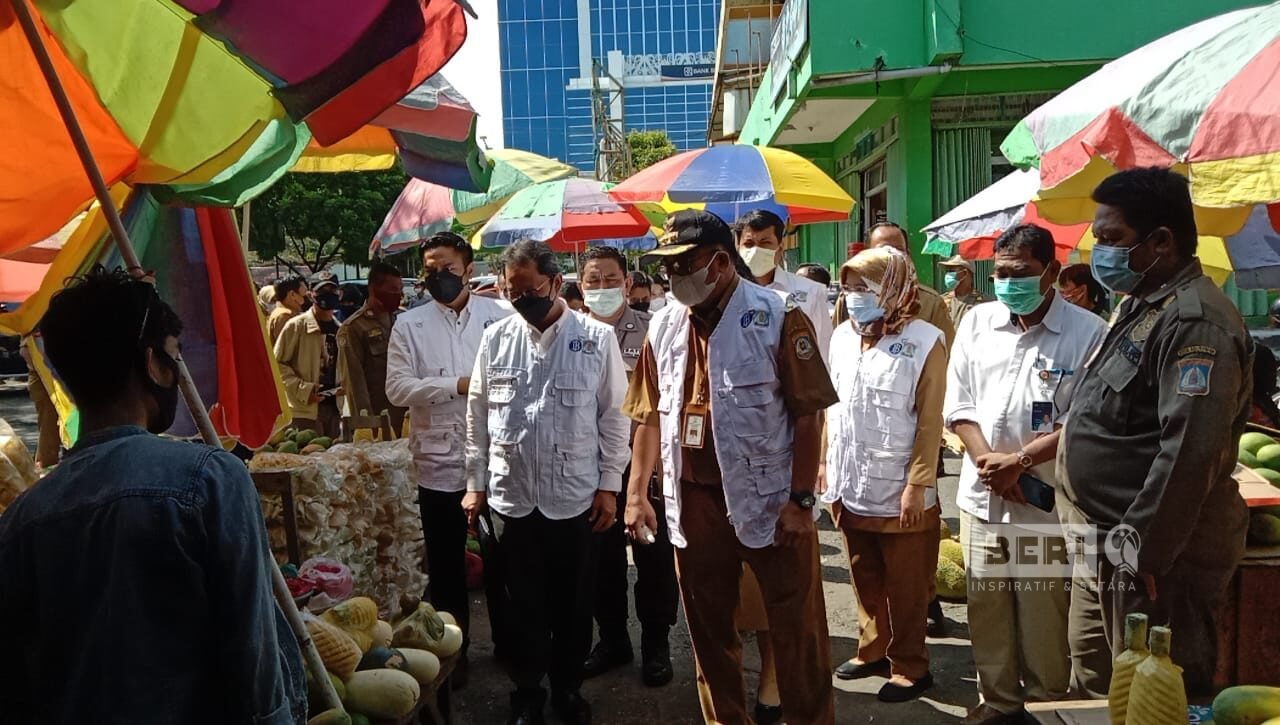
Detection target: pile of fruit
<box><xmin>1211</xmin><ymin>684</ymin><xmax>1280</xmax><ymax>724</ymax></box>
<box><xmin>260</xmin><ymin>428</ymin><xmax>334</xmax><ymax>456</ymax></box>
<box><xmin>1238</xmin><ymin>432</ymin><xmax>1280</xmax><ymax>546</ymax></box>
<box><xmin>935</xmin><ymin>520</ymin><xmax>967</xmax><ymax>601</ymax></box>
<box><xmin>306</xmin><ymin>597</ymin><xmax>463</xmax><ymax>724</ymax></box>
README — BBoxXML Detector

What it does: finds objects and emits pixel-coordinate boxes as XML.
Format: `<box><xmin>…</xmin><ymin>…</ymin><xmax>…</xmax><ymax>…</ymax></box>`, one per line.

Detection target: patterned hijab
<box><xmin>840</xmin><ymin>247</ymin><xmax>920</xmax><ymax>337</ymax></box>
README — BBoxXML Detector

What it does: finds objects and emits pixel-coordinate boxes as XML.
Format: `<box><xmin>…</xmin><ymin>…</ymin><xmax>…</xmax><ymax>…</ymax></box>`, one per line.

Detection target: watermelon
<box><xmin>1256</xmin><ymin>468</ymin><xmax>1280</xmax><ymax>487</ymax></box>
<box><xmin>1241</xmin><ymin>432</ymin><xmax>1276</xmax><ymax>456</ymax></box>
<box><xmin>1248</xmin><ymin>512</ymin><xmax>1280</xmax><ymax>546</ymax></box>
<box><xmin>1241</xmin><ymin>450</ymin><xmax>1262</xmax><ymax>468</ymax></box>
<box><xmin>1257</xmin><ymin>444</ymin><xmax>1280</xmax><ymax>472</ymax></box>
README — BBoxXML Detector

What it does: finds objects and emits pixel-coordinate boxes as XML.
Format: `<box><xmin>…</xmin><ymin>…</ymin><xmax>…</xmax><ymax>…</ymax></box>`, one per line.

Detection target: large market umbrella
<box><xmin>292</xmin><ymin>73</ymin><xmax>491</xmax><ymax>193</ymax></box>
<box><xmin>0</xmin><ymin>0</ymin><xmax>469</xmax><ymax>251</ymax></box>
<box><xmin>1000</xmin><ymin>2</ymin><xmax>1280</xmax><ymax>235</ymax></box>
<box><xmin>475</xmin><ymin>178</ymin><xmax>656</xmax><ymax>251</ymax></box>
<box><xmin>369</xmin><ymin>149</ymin><xmax>578</xmax><ymax>256</ymax></box>
<box><xmin>608</xmin><ymin>145</ymin><xmax>854</xmax><ymax>226</ymax></box>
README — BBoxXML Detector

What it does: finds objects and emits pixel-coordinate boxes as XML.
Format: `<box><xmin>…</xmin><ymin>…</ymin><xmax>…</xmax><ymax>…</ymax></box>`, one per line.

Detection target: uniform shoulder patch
<box><xmin>791</xmin><ymin>290</ymin><xmax>808</xmax><ymax>303</ymax></box>
<box><xmin>1178</xmin><ymin>345</ymin><xmax>1216</xmax><ymax>358</ymax></box>
<box><xmin>1176</xmin><ymin>357</ymin><xmax>1213</xmax><ymax>396</ymax></box>
<box><xmin>794</xmin><ymin>334</ymin><xmax>816</xmax><ymax>361</ymax></box>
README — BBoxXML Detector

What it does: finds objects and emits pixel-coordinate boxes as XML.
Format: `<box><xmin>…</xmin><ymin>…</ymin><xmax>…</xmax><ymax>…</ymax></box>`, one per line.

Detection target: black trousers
<box><xmin>592</xmin><ymin>479</ymin><xmax>678</xmax><ymax>643</ymax></box>
<box><xmin>417</xmin><ymin>489</ymin><xmax>470</xmax><ymax>645</ymax></box>
<box><xmin>499</xmin><ymin>508</ymin><xmax>595</xmax><ymax>698</ymax></box>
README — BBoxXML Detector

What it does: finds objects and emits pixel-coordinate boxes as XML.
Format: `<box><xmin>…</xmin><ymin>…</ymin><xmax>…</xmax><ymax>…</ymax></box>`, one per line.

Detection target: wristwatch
<box><xmin>790</xmin><ymin>490</ymin><xmax>817</xmax><ymax>510</ymax></box>
<box><xmin>1016</xmin><ymin>449</ymin><xmax>1034</xmax><ymax>469</ymax></box>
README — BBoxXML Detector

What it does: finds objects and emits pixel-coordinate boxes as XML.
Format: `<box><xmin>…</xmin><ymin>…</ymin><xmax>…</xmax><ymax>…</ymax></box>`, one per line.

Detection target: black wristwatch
<box><xmin>790</xmin><ymin>490</ymin><xmax>817</xmax><ymax>510</ymax></box>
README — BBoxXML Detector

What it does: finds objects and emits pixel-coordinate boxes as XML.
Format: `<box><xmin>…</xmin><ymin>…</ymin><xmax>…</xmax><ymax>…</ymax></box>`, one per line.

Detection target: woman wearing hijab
<box><xmin>824</xmin><ymin>247</ymin><xmax>947</xmax><ymax>703</ymax></box>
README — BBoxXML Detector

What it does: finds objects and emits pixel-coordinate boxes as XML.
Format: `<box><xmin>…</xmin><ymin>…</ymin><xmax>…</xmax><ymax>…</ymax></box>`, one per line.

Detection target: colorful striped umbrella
<box><xmin>0</xmin><ymin>0</ymin><xmax>468</xmax><ymax>252</ymax></box>
<box><xmin>0</xmin><ymin>189</ymin><xmax>288</xmax><ymax>449</ymax></box>
<box><xmin>292</xmin><ymin>73</ymin><xmax>491</xmax><ymax>193</ymax></box>
<box><xmin>1000</xmin><ymin>3</ymin><xmax>1280</xmax><ymax>234</ymax></box>
<box><xmin>607</xmin><ymin>145</ymin><xmax>854</xmax><ymax>226</ymax></box>
<box><xmin>370</xmin><ymin>149</ymin><xmax>578</xmax><ymax>256</ymax></box>
<box><xmin>476</xmin><ymin>178</ymin><xmax>656</xmax><ymax>251</ymax></box>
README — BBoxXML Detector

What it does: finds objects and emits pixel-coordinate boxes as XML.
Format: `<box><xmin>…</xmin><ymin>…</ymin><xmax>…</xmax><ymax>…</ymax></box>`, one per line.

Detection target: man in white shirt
<box><xmin>944</xmin><ymin>225</ymin><xmax>1107</xmax><ymax>725</ymax></box>
<box><xmin>464</xmin><ymin>239</ymin><xmax>630</xmax><ymax>725</ymax></box>
<box><xmin>385</xmin><ymin>232</ymin><xmax>511</xmax><ymax>687</ymax></box>
<box><xmin>736</xmin><ymin>209</ymin><xmax>833</xmax><ymax>360</ymax></box>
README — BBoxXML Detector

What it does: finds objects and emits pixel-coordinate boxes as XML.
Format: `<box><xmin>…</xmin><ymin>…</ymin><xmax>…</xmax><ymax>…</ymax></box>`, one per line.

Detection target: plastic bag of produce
<box><xmin>0</xmin><ymin>418</ymin><xmax>37</xmax><ymax>513</ymax></box>
<box><xmin>299</xmin><ymin>557</ymin><xmax>354</xmax><ymax>611</ymax></box>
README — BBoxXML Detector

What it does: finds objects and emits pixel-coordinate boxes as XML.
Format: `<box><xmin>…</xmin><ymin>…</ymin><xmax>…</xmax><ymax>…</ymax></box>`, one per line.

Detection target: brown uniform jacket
<box><xmin>337</xmin><ymin>304</ymin><xmax>406</xmax><ymax>432</ymax></box>
<box><xmin>267</xmin><ymin>306</ymin><xmax>296</xmax><ymax>346</ymax></box>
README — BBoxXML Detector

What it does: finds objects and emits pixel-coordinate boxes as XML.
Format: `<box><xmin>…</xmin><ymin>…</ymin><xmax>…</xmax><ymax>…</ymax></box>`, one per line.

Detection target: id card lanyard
<box><xmin>682</xmin><ymin>335</ymin><xmax>709</xmax><ymax>449</ymax></box>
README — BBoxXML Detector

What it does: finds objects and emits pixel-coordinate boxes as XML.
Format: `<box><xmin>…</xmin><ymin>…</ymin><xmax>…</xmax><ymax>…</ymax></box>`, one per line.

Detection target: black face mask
<box><xmin>512</xmin><ymin>291</ymin><xmax>555</xmax><ymax>326</ymax></box>
<box><xmin>629</xmin><ymin>300</ymin><xmax>650</xmax><ymax>313</ymax></box>
<box><xmin>300</xmin><ymin>299</ymin><xmax>313</xmax><ymax>313</ymax></box>
<box><xmin>142</xmin><ymin>348</ymin><xmax>180</xmax><ymax>434</ymax></box>
<box><xmin>425</xmin><ymin>269</ymin><xmax>465</xmax><ymax>304</ymax></box>
<box><xmin>314</xmin><ymin>291</ymin><xmax>341</xmax><ymax>311</ymax></box>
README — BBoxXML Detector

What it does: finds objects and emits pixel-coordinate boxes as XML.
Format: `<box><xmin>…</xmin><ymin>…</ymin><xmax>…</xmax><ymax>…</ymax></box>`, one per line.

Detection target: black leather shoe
<box><xmin>582</xmin><ymin>638</ymin><xmax>633</xmax><ymax>679</ymax></box>
<box><xmin>834</xmin><ymin>657</ymin><xmax>890</xmax><ymax>680</ymax></box>
<box><xmin>927</xmin><ymin>598</ymin><xmax>948</xmax><ymax>637</ymax></box>
<box><xmin>640</xmin><ymin>628</ymin><xmax>673</xmax><ymax>687</ymax></box>
<box><xmin>754</xmin><ymin>701</ymin><xmax>783</xmax><ymax>725</ymax></box>
<box><xmin>506</xmin><ymin>690</ymin><xmax>546</xmax><ymax>725</ymax></box>
<box><xmin>551</xmin><ymin>690</ymin><xmax>592</xmax><ymax>725</ymax></box>
<box><xmin>877</xmin><ymin>672</ymin><xmax>935</xmax><ymax>703</ymax></box>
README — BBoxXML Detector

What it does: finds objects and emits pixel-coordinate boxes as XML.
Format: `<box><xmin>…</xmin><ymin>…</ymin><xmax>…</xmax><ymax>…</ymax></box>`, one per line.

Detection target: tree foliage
<box><xmin>627</xmin><ymin>130</ymin><xmax>677</xmax><ymax>172</ymax></box>
<box><xmin>248</xmin><ymin>169</ymin><xmax>407</xmax><ymax>275</ymax></box>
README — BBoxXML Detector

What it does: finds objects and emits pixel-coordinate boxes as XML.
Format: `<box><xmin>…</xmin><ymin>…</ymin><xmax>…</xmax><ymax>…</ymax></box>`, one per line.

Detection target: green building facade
<box><xmin>723</xmin><ymin>0</ymin><xmax>1260</xmax><ymax>291</ymax></box>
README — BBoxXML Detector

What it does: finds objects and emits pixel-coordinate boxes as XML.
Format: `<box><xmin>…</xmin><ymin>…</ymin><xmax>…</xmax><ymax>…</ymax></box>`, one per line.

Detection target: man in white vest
<box><xmin>623</xmin><ymin>210</ymin><xmax>837</xmax><ymax>724</ymax></box>
<box><xmin>464</xmin><ymin>239</ymin><xmax>630</xmax><ymax>725</ymax></box>
<box><xmin>736</xmin><ymin>209</ymin><xmax>833</xmax><ymax>361</ymax></box>
<box><xmin>385</xmin><ymin>232</ymin><xmax>511</xmax><ymax>689</ymax></box>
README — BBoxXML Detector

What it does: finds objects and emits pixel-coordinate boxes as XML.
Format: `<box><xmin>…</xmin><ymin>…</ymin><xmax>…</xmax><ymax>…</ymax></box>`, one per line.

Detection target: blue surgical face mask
<box><xmin>943</xmin><ymin>271</ymin><xmax>960</xmax><ymax>291</ymax></box>
<box><xmin>994</xmin><ymin>274</ymin><xmax>1046</xmax><ymax>316</ymax></box>
<box><xmin>844</xmin><ymin>291</ymin><xmax>884</xmax><ymax>325</ymax></box>
<box><xmin>1091</xmin><ymin>239</ymin><xmax>1157</xmax><ymax>294</ymax></box>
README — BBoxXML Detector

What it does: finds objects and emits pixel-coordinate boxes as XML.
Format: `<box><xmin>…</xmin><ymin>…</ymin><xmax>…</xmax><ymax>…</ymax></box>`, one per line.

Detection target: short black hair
<box><xmin>339</xmin><ymin>282</ymin><xmax>364</xmax><ymax>305</ymax></box>
<box><xmin>994</xmin><ymin>224</ymin><xmax>1057</xmax><ymax>267</ymax></box>
<box><xmin>274</xmin><ymin>276</ymin><xmax>306</xmax><ymax>300</ymax></box>
<box><xmin>1091</xmin><ymin>167</ymin><xmax>1197</xmax><ymax>257</ymax></box>
<box><xmin>734</xmin><ymin>209</ymin><xmax>786</xmax><ymax>240</ymax></box>
<box><xmin>40</xmin><ymin>267</ymin><xmax>183</xmax><ymax>410</ymax></box>
<box><xmin>560</xmin><ymin>281</ymin><xmax>583</xmax><ymax>302</ymax></box>
<box><xmin>628</xmin><ymin>271</ymin><xmax>651</xmax><ymax>288</ymax></box>
<box><xmin>368</xmin><ymin>261</ymin><xmax>402</xmax><ymax>286</ymax></box>
<box><xmin>868</xmin><ymin>221</ymin><xmax>907</xmax><ymax>239</ymax></box>
<box><xmin>500</xmin><ymin>239</ymin><xmax>560</xmax><ymax>278</ymax></box>
<box><xmin>583</xmin><ymin>246</ymin><xmax>627</xmax><ymax>272</ymax></box>
<box><xmin>796</xmin><ymin>263</ymin><xmax>831</xmax><ymax>287</ymax></box>
<box><xmin>421</xmin><ymin>231</ymin><xmax>475</xmax><ymax>265</ymax></box>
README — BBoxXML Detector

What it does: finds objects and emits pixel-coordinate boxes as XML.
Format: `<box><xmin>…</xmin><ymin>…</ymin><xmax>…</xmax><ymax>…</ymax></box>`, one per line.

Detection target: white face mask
<box><xmin>670</xmin><ymin>252</ymin><xmax>723</xmax><ymax>307</ymax></box>
<box><xmin>648</xmin><ymin>295</ymin><xmax>666</xmax><ymax>311</ymax></box>
<box><xmin>583</xmin><ymin>287</ymin><xmax>625</xmax><ymax>317</ymax></box>
<box><xmin>740</xmin><ymin>246</ymin><xmax>777</xmax><ymax>278</ymax></box>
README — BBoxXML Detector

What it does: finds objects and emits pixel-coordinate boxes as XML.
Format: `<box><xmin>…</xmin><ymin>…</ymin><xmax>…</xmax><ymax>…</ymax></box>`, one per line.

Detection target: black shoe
<box><xmin>877</xmin><ymin>672</ymin><xmax>934</xmax><ymax>703</ymax></box>
<box><xmin>640</xmin><ymin>628</ymin><xmax>673</xmax><ymax>687</ymax></box>
<box><xmin>450</xmin><ymin>652</ymin><xmax>469</xmax><ymax>690</ymax></box>
<box><xmin>551</xmin><ymin>689</ymin><xmax>592</xmax><ymax>725</ymax></box>
<box><xmin>582</xmin><ymin>638</ymin><xmax>633</xmax><ymax>679</ymax></box>
<box><xmin>754</xmin><ymin>701</ymin><xmax>783</xmax><ymax>725</ymax></box>
<box><xmin>834</xmin><ymin>657</ymin><xmax>890</xmax><ymax>680</ymax></box>
<box><xmin>927</xmin><ymin>598</ymin><xmax>948</xmax><ymax>637</ymax></box>
<box><xmin>506</xmin><ymin>690</ymin><xmax>546</xmax><ymax>725</ymax></box>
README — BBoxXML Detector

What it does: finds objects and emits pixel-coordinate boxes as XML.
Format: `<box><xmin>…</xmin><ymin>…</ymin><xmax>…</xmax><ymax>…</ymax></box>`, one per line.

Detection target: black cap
<box><xmin>641</xmin><ymin>209</ymin><xmax>734</xmax><ymax>262</ymax></box>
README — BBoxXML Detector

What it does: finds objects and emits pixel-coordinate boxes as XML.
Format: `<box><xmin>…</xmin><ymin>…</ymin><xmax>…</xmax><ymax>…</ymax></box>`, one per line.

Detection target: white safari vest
<box><xmin>650</xmin><ymin>281</ymin><xmax>793</xmax><ymax>549</ymax></box>
<box><xmin>481</xmin><ymin>312</ymin><xmax>614</xmax><ymax>518</ymax></box>
<box><xmin>822</xmin><ymin>319</ymin><xmax>943</xmax><ymax>517</ymax></box>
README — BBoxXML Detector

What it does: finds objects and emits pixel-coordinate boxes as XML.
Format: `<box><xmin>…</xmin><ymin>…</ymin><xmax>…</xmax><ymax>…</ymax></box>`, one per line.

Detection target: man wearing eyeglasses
<box><xmin>464</xmin><ymin>239</ymin><xmax>630</xmax><ymax>725</ymax></box>
<box><xmin>624</xmin><ymin>210</ymin><xmax>837</xmax><ymax>724</ymax></box>
<box><xmin>385</xmin><ymin>232</ymin><xmax>511</xmax><ymax>688</ymax></box>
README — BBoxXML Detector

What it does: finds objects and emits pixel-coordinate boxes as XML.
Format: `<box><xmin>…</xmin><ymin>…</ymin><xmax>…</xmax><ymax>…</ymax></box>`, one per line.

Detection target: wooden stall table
<box><xmin>252</xmin><ymin>469</ymin><xmax>302</xmax><ymax>565</ymax></box>
<box><xmin>1027</xmin><ymin>700</ymin><xmax>1109</xmax><ymax>725</ymax></box>
<box><xmin>1214</xmin><ymin>465</ymin><xmax>1280</xmax><ymax>690</ymax></box>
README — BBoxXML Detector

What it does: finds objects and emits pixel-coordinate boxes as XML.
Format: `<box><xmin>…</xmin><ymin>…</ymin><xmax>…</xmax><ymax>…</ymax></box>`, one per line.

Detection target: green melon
<box><xmin>1241</xmin><ymin>432</ymin><xmax>1277</xmax><ymax>456</ymax></box>
<box><xmin>1257</xmin><ymin>444</ymin><xmax>1280</xmax><ymax>472</ymax></box>
<box><xmin>1256</xmin><ymin>468</ymin><xmax>1280</xmax><ymax>487</ymax></box>
<box><xmin>1248</xmin><ymin>512</ymin><xmax>1280</xmax><ymax>546</ymax></box>
<box><xmin>1241</xmin><ymin>450</ymin><xmax>1262</xmax><ymax>468</ymax></box>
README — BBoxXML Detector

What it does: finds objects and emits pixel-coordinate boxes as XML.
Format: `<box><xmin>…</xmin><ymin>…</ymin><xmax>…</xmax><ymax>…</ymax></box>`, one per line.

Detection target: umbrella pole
<box><xmin>10</xmin><ymin>0</ymin><xmax>345</xmax><ymax>716</ymax></box>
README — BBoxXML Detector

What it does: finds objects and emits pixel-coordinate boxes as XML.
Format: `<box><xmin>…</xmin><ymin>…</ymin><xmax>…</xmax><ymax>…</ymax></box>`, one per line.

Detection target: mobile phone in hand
<box><xmin>1017</xmin><ymin>473</ymin><xmax>1056</xmax><ymax>513</ymax></box>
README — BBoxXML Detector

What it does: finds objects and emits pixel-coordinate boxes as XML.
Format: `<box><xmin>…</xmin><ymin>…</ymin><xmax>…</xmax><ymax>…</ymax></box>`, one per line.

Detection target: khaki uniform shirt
<box><xmin>267</xmin><ymin>306</ymin><xmax>296</xmax><ymax>346</ymax></box>
<box><xmin>1060</xmin><ymin>260</ymin><xmax>1251</xmax><ymax>575</ymax></box>
<box><xmin>916</xmin><ymin>285</ymin><xmax>956</xmax><ymax>351</ymax></box>
<box><xmin>610</xmin><ymin>305</ymin><xmax>652</xmax><ymax>377</ymax></box>
<box><xmin>623</xmin><ymin>275</ymin><xmax>838</xmax><ymax>485</ymax></box>
<box><xmin>943</xmin><ymin>290</ymin><xmax>986</xmax><ymax>330</ymax></box>
<box><xmin>337</xmin><ymin>304</ymin><xmax>406</xmax><ymax>432</ymax></box>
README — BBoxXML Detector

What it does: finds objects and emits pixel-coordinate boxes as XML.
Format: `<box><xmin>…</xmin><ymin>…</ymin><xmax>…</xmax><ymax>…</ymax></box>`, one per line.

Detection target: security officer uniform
<box><xmin>337</xmin><ymin>304</ymin><xmax>406</xmax><ymax>434</ymax></box>
<box><xmin>588</xmin><ymin>303</ymin><xmax>680</xmax><ymax>678</ymax></box>
<box><xmin>1058</xmin><ymin>259</ymin><xmax>1251</xmax><ymax>695</ymax></box>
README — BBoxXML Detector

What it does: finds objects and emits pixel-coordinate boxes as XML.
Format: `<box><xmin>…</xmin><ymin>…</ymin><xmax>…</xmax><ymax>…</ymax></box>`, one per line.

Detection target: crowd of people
<box><xmin>0</xmin><ymin>166</ymin><xmax>1257</xmax><ymax>725</ymax></box>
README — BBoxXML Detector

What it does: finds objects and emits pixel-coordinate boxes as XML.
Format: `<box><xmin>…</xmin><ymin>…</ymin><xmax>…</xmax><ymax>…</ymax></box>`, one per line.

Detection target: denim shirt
<box><xmin>0</xmin><ymin>427</ymin><xmax>307</xmax><ymax>724</ymax></box>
